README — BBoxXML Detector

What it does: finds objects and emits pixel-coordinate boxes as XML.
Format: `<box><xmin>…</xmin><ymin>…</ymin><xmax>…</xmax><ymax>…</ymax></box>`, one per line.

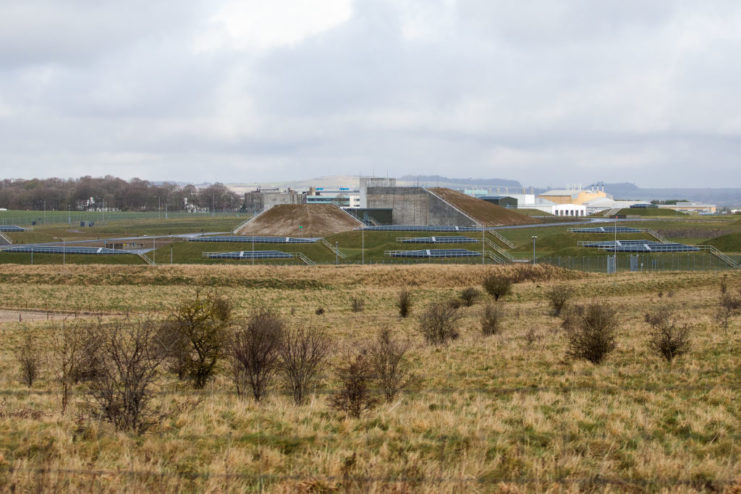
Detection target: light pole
<box><xmin>532</xmin><ymin>235</ymin><xmax>537</xmax><ymax>264</ymax></box>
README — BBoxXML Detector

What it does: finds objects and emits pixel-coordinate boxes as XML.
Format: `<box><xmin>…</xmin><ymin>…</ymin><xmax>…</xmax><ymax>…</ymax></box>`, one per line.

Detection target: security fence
<box><xmin>539</xmin><ymin>252</ymin><xmax>733</xmax><ymax>273</ymax></box>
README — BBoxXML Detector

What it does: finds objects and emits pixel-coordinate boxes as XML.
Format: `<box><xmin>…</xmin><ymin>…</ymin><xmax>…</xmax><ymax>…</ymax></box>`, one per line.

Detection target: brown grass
<box><xmin>428</xmin><ymin>188</ymin><xmax>539</xmax><ymax>226</ymax></box>
<box><xmin>237</xmin><ymin>204</ymin><xmax>362</xmax><ymax>237</ymax></box>
<box><xmin>0</xmin><ymin>265</ymin><xmax>738</xmax><ymax>492</ymax></box>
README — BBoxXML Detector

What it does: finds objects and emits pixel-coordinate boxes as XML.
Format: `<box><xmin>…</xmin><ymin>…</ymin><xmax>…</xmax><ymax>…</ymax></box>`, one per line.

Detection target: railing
<box><xmin>696</xmin><ymin>245</ymin><xmax>739</xmax><ymax>268</ymax></box>
<box><xmin>295</xmin><ymin>252</ymin><xmax>316</xmax><ymax>265</ymax></box>
<box><xmin>486</xmin><ymin>250</ymin><xmax>508</xmax><ymax>264</ymax></box>
<box><xmin>645</xmin><ymin>229</ymin><xmax>667</xmax><ymax>243</ymax></box>
<box><xmin>137</xmin><ymin>252</ymin><xmax>154</xmax><ymax>265</ymax></box>
<box><xmin>321</xmin><ymin>239</ymin><xmax>346</xmax><ymax>259</ymax></box>
<box><xmin>485</xmin><ymin>238</ymin><xmax>513</xmax><ymax>261</ymax></box>
<box><xmin>487</xmin><ymin>230</ymin><xmax>515</xmax><ymax>248</ymax></box>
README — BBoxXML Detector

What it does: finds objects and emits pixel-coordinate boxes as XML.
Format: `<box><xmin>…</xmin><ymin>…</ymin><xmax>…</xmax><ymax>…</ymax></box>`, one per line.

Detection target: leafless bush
<box><xmin>397</xmin><ymin>289</ymin><xmax>412</xmax><ymax>318</ymax></box>
<box><xmin>564</xmin><ymin>303</ymin><xmax>618</xmax><ymax>364</ymax></box>
<box><xmin>460</xmin><ymin>287</ymin><xmax>481</xmax><ymax>307</ymax></box>
<box><xmin>716</xmin><ymin>289</ymin><xmax>741</xmax><ymax>330</ymax></box>
<box><xmin>87</xmin><ymin>319</ymin><xmax>164</xmax><ymax>433</ymax></box>
<box><xmin>481</xmin><ymin>303</ymin><xmax>502</xmax><ymax>336</ymax></box>
<box><xmin>16</xmin><ymin>331</ymin><xmax>41</xmax><ymax>387</ymax></box>
<box><xmin>279</xmin><ymin>327</ymin><xmax>330</xmax><ymax>405</ymax></box>
<box><xmin>368</xmin><ymin>329</ymin><xmax>413</xmax><ymax>402</ymax></box>
<box><xmin>329</xmin><ymin>351</ymin><xmax>377</xmax><ymax>418</ymax></box>
<box><xmin>546</xmin><ymin>285</ymin><xmax>573</xmax><ymax>317</ymax></box>
<box><xmin>229</xmin><ymin>309</ymin><xmax>285</xmax><ymax>401</ymax></box>
<box><xmin>166</xmin><ymin>292</ymin><xmax>233</xmax><ymax>389</ymax></box>
<box><xmin>350</xmin><ymin>297</ymin><xmax>365</xmax><ymax>313</ymax></box>
<box><xmin>52</xmin><ymin>320</ymin><xmax>93</xmax><ymax>414</ymax></box>
<box><xmin>418</xmin><ymin>303</ymin><xmax>460</xmax><ymax>344</ymax></box>
<box><xmin>156</xmin><ymin>320</ymin><xmax>190</xmax><ymax>380</ymax></box>
<box><xmin>315</xmin><ymin>307</ymin><xmax>325</xmax><ymax>316</ymax></box>
<box><xmin>482</xmin><ymin>274</ymin><xmax>511</xmax><ymax>301</ymax></box>
<box><xmin>645</xmin><ymin>309</ymin><xmax>691</xmax><ymax>363</ymax></box>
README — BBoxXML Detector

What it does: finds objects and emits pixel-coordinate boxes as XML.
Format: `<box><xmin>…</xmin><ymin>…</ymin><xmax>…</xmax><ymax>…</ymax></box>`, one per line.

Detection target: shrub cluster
<box><xmin>482</xmin><ymin>274</ymin><xmax>511</xmax><ymax>301</ymax></box>
<box><xmin>645</xmin><ymin>309</ymin><xmax>691</xmax><ymax>363</ymax></box>
<box><xmin>563</xmin><ymin>303</ymin><xmax>618</xmax><ymax>364</ymax></box>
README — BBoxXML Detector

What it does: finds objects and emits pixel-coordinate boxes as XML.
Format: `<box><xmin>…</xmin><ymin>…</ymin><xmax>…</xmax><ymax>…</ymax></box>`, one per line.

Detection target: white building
<box><xmin>552</xmin><ymin>204</ymin><xmax>587</xmax><ymax>217</ymax></box>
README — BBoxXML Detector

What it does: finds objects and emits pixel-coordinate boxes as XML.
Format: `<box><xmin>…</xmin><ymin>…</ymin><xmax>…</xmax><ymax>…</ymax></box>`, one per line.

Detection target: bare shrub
<box><xmin>52</xmin><ymin>320</ymin><xmax>92</xmax><ymax>414</ymax></box>
<box><xmin>229</xmin><ymin>309</ymin><xmax>285</xmax><ymax>401</ymax></box>
<box><xmin>16</xmin><ymin>331</ymin><xmax>41</xmax><ymax>387</ymax></box>
<box><xmin>368</xmin><ymin>329</ymin><xmax>413</xmax><ymax>402</ymax></box>
<box><xmin>418</xmin><ymin>303</ymin><xmax>460</xmax><ymax>344</ymax></box>
<box><xmin>565</xmin><ymin>303</ymin><xmax>618</xmax><ymax>364</ymax></box>
<box><xmin>279</xmin><ymin>327</ymin><xmax>330</xmax><ymax>405</ymax></box>
<box><xmin>87</xmin><ymin>319</ymin><xmax>164</xmax><ymax>433</ymax></box>
<box><xmin>329</xmin><ymin>351</ymin><xmax>377</xmax><ymax>418</ymax></box>
<box><xmin>167</xmin><ymin>292</ymin><xmax>233</xmax><ymax>389</ymax></box>
<box><xmin>350</xmin><ymin>297</ymin><xmax>365</xmax><ymax>313</ymax></box>
<box><xmin>645</xmin><ymin>309</ymin><xmax>691</xmax><ymax>363</ymax></box>
<box><xmin>156</xmin><ymin>320</ymin><xmax>190</xmax><ymax>380</ymax></box>
<box><xmin>482</xmin><ymin>274</ymin><xmax>511</xmax><ymax>301</ymax></box>
<box><xmin>716</xmin><ymin>290</ymin><xmax>741</xmax><ymax>330</ymax></box>
<box><xmin>460</xmin><ymin>287</ymin><xmax>481</xmax><ymax>307</ymax></box>
<box><xmin>546</xmin><ymin>285</ymin><xmax>573</xmax><ymax>317</ymax></box>
<box><xmin>480</xmin><ymin>303</ymin><xmax>502</xmax><ymax>336</ymax></box>
<box><xmin>397</xmin><ymin>289</ymin><xmax>412</xmax><ymax>318</ymax></box>
<box><xmin>315</xmin><ymin>307</ymin><xmax>325</xmax><ymax>316</ymax></box>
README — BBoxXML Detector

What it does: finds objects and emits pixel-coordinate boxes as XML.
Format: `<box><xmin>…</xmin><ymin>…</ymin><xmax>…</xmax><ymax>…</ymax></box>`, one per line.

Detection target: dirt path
<box><xmin>0</xmin><ymin>309</ymin><xmax>108</xmax><ymax>324</ymax></box>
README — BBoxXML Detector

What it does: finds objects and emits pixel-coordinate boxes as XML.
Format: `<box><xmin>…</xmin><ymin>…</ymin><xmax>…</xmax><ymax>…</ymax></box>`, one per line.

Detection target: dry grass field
<box><xmin>0</xmin><ymin>264</ymin><xmax>738</xmax><ymax>493</ymax></box>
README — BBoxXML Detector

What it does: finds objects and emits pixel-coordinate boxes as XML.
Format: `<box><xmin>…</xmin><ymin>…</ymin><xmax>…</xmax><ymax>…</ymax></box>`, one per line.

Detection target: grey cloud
<box><xmin>1</xmin><ymin>0</ymin><xmax>740</xmax><ymax>186</ymax></box>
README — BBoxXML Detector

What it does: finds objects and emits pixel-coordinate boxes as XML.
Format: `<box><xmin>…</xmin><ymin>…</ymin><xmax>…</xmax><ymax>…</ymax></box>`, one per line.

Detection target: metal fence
<box><xmin>539</xmin><ymin>252</ymin><xmax>733</xmax><ymax>273</ymax></box>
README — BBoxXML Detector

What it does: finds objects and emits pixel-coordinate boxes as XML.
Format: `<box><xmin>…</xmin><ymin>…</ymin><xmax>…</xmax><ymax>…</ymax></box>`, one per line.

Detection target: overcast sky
<box><xmin>1</xmin><ymin>0</ymin><xmax>740</xmax><ymax>187</ymax></box>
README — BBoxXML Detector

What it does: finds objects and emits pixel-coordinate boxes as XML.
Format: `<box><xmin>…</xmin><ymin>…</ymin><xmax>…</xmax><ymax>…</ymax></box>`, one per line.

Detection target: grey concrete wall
<box><xmin>366</xmin><ymin>187</ymin><xmax>477</xmax><ymax>226</ymax></box>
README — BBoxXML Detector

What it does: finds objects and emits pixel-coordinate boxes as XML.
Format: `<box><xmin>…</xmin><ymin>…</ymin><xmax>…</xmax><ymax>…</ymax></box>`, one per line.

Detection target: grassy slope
<box><xmin>429</xmin><ymin>188</ymin><xmax>538</xmax><ymax>226</ymax></box>
<box><xmin>703</xmin><ymin>232</ymin><xmax>741</xmax><ymax>252</ymax></box>
<box><xmin>0</xmin><ymin>265</ymin><xmax>738</xmax><ymax>492</ymax></box>
<box><xmin>618</xmin><ymin>208</ymin><xmax>687</xmax><ymax>217</ymax></box>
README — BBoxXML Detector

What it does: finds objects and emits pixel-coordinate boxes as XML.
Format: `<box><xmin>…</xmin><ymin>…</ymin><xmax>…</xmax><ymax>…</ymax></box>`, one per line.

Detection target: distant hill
<box><xmin>399</xmin><ymin>175</ymin><xmax>522</xmax><ymax>190</ymax></box>
<box><xmin>593</xmin><ymin>183</ymin><xmax>741</xmax><ymax>206</ymax></box>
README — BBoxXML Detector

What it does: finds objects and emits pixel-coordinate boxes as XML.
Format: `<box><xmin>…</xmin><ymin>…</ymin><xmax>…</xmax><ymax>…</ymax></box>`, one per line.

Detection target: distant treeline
<box><xmin>0</xmin><ymin>176</ymin><xmax>243</xmax><ymax>211</ymax></box>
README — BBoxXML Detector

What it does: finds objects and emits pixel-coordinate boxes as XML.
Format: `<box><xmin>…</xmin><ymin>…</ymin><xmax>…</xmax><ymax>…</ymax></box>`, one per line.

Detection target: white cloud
<box><xmin>195</xmin><ymin>0</ymin><xmax>353</xmax><ymax>53</ymax></box>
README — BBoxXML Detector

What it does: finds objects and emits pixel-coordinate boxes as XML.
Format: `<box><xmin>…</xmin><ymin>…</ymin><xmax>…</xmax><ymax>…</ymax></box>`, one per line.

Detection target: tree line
<box><xmin>0</xmin><ymin>176</ymin><xmax>243</xmax><ymax>211</ymax></box>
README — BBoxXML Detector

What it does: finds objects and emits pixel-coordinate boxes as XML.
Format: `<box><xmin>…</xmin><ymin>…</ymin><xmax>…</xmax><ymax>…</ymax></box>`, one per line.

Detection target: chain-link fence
<box><xmin>539</xmin><ymin>252</ymin><xmax>734</xmax><ymax>273</ymax></box>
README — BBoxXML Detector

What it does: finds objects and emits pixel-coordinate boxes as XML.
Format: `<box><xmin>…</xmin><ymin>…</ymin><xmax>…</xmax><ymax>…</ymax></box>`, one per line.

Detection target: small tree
<box><xmin>480</xmin><ymin>303</ymin><xmax>502</xmax><ymax>336</ymax></box>
<box><xmin>368</xmin><ymin>329</ymin><xmax>413</xmax><ymax>402</ymax></box>
<box><xmin>229</xmin><ymin>309</ymin><xmax>285</xmax><ymax>401</ymax></box>
<box><xmin>460</xmin><ymin>287</ymin><xmax>481</xmax><ymax>307</ymax></box>
<box><xmin>546</xmin><ymin>285</ymin><xmax>573</xmax><ymax>317</ymax></box>
<box><xmin>330</xmin><ymin>352</ymin><xmax>377</xmax><ymax>418</ymax></box>
<box><xmin>279</xmin><ymin>327</ymin><xmax>330</xmax><ymax>405</ymax></box>
<box><xmin>482</xmin><ymin>274</ymin><xmax>511</xmax><ymax>301</ymax></box>
<box><xmin>397</xmin><ymin>289</ymin><xmax>412</xmax><ymax>318</ymax></box>
<box><xmin>16</xmin><ymin>331</ymin><xmax>41</xmax><ymax>387</ymax></box>
<box><xmin>645</xmin><ymin>309</ymin><xmax>690</xmax><ymax>363</ymax></box>
<box><xmin>87</xmin><ymin>320</ymin><xmax>163</xmax><ymax>433</ymax></box>
<box><xmin>418</xmin><ymin>303</ymin><xmax>460</xmax><ymax>344</ymax></box>
<box><xmin>167</xmin><ymin>292</ymin><xmax>233</xmax><ymax>389</ymax></box>
<box><xmin>565</xmin><ymin>303</ymin><xmax>618</xmax><ymax>364</ymax></box>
